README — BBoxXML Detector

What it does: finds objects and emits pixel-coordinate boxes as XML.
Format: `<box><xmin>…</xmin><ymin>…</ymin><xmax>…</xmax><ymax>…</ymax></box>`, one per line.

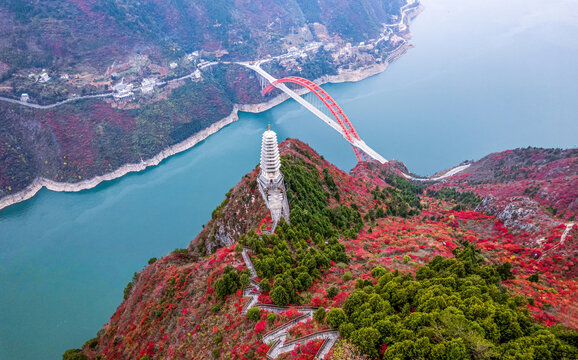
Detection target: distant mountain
<box><xmin>0</xmin><ymin>0</ymin><xmax>406</xmax><ymax>73</ymax></box>
<box><xmin>70</xmin><ymin>139</ymin><xmax>578</xmax><ymax>359</ymax></box>
<box><xmin>0</xmin><ymin>0</ymin><xmax>421</xmax><ymax>207</ymax></box>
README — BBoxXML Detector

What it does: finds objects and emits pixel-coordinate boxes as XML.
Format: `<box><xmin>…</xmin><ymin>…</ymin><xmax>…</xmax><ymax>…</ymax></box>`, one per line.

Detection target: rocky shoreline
<box><xmin>0</xmin><ymin>41</ymin><xmax>417</xmax><ymax>212</ymax></box>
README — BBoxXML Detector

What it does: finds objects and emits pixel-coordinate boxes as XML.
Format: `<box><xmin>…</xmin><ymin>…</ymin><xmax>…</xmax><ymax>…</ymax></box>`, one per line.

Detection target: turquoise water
<box><xmin>1</xmin><ymin>0</ymin><xmax>577</xmax><ymax>358</ymax></box>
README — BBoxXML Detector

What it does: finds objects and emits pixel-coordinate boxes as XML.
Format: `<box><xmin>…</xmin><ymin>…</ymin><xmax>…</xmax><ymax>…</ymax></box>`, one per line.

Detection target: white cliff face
<box><xmin>258</xmin><ymin>128</ymin><xmax>290</xmax><ymax>231</ymax></box>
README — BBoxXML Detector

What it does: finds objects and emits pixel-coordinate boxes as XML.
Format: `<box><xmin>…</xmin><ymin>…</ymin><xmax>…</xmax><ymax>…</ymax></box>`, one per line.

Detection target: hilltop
<box><xmin>69</xmin><ymin>140</ymin><xmax>578</xmax><ymax>360</ymax></box>
<box><xmin>0</xmin><ymin>0</ymin><xmax>422</xmax><ymax>209</ymax></box>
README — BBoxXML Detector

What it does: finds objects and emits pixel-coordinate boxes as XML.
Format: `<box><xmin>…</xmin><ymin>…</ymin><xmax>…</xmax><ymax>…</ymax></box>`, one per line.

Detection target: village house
<box><xmin>140</xmin><ymin>78</ymin><xmax>156</xmax><ymax>94</ymax></box>
<box><xmin>38</xmin><ymin>70</ymin><xmax>51</xmax><ymax>83</ymax></box>
<box><xmin>20</xmin><ymin>93</ymin><xmax>30</xmax><ymax>102</ymax></box>
<box><xmin>113</xmin><ymin>78</ymin><xmax>134</xmax><ymax>101</ymax></box>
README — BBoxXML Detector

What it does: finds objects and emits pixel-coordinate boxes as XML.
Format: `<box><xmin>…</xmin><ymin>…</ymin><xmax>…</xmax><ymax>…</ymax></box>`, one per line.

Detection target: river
<box><xmin>1</xmin><ymin>0</ymin><xmax>577</xmax><ymax>358</ymax></box>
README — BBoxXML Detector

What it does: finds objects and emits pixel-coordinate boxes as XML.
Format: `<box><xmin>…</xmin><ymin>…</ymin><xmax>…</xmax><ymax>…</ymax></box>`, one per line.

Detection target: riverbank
<box><xmin>0</xmin><ymin>14</ymin><xmax>422</xmax><ymax>212</ymax></box>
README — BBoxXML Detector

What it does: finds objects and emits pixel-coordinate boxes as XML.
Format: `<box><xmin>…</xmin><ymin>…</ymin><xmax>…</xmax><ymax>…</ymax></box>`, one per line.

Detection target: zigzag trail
<box><xmin>241</xmin><ymin>248</ymin><xmax>339</xmax><ymax>359</ymax></box>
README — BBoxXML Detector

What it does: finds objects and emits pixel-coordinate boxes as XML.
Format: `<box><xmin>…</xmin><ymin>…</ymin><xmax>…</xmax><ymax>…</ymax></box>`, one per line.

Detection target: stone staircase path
<box><xmin>240</xmin><ymin>248</ymin><xmax>340</xmax><ymax>359</ymax></box>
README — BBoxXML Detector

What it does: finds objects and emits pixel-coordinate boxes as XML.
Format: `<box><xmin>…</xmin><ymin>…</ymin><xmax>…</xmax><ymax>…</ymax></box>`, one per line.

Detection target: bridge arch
<box><xmin>263</xmin><ymin>76</ymin><xmax>367</xmax><ymax>162</ymax></box>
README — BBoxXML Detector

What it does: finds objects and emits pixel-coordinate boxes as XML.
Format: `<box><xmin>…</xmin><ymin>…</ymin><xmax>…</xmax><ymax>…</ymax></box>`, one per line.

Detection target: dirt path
<box><xmin>540</xmin><ymin>223</ymin><xmax>575</xmax><ymax>258</ymax></box>
<box><xmin>560</xmin><ymin>223</ymin><xmax>575</xmax><ymax>246</ymax></box>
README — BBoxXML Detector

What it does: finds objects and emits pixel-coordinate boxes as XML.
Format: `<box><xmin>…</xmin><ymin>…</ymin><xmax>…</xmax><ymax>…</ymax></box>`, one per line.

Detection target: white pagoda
<box><xmin>258</xmin><ymin>125</ymin><xmax>290</xmax><ymax>231</ymax></box>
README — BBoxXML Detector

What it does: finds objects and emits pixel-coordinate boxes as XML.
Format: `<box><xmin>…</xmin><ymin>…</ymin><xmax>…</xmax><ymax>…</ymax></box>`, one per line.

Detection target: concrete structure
<box><xmin>257</xmin><ymin>125</ymin><xmax>290</xmax><ymax>231</ymax></box>
<box><xmin>20</xmin><ymin>93</ymin><xmax>29</xmax><ymax>103</ymax></box>
<box><xmin>113</xmin><ymin>78</ymin><xmax>134</xmax><ymax>101</ymax></box>
<box><xmin>38</xmin><ymin>71</ymin><xmax>51</xmax><ymax>83</ymax></box>
<box><xmin>140</xmin><ymin>78</ymin><xmax>156</xmax><ymax>94</ymax></box>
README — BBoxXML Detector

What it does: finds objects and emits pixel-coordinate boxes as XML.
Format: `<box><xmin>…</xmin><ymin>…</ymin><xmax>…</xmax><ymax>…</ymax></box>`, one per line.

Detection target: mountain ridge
<box><xmin>70</xmin><ymin>139</ymin><xmax>577</xmax><ymax>360</ymax></box>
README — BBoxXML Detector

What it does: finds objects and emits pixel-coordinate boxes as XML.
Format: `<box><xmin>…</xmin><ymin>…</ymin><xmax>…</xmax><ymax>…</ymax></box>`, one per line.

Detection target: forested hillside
<box><xmin>70</xmin><ymin>140</ymin><xmax>578</xmax><ymax>359</ymax></box>
<box><xmin>0</xmin><ymin>0</ymin><xmax>405</xmax><ymax>73</ymax></box>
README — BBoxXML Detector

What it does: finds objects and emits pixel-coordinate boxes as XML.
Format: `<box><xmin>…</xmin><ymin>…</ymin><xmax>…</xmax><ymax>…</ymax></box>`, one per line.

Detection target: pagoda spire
<box><xmin>257</xmin><ymin>126</ymin><xmax>290</xmax><ymax>232</ymax></box>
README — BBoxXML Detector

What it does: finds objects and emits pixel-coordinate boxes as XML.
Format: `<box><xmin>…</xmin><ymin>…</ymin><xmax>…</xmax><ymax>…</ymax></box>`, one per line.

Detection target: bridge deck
<box><xmin>243</xmin><ymin>63</ymin><xmax>387</xmax><ymax>164</ymax></box>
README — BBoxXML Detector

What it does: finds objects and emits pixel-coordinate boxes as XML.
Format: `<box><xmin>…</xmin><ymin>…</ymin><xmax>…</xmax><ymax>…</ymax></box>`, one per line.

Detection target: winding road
<box><xmin>0</xmin><ymin>93</ymin><xmax>113</xmax><ymax>109</ymax></box>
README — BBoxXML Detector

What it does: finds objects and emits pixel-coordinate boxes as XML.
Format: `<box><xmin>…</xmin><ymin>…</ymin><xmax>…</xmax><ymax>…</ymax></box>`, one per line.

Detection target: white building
<box><xmin>38</xmin><ymin>71</ymin><xmax>51</xmax><ymax>83</ymax></box>
<box><xmin>140</xmin><ymin>78</ymin><xmax>156</xmax><ymax>94</ymax></box>
<box><xmin>257</xmin><ymin>126</ymin><xmax>290</xmax><ymax>231</ymax></box>
<box><xmin>169</xmin><ymin>62</ymin><xmax>178</xmax><ymax>69</ymax></box>
<box><xmin>20</xmin><ymin>93</ymin><xmax>30</xmax><ymax>102</ymax></box>
<box><xmin>113</xmin><ymin>78</ymin><xmax>134</xmax><ymax>101</ymax></box>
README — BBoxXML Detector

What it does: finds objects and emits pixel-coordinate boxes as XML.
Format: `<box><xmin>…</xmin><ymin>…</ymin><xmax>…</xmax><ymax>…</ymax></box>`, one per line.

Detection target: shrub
<box><xmin>255</xmin><ymin>320</ymin><xmax>267</xmax><ymax>334</ymax></box>
<box><xmin>172</xmin><ymin>248</ymin><xmax>190</xmax><ymax>257</ymax></box>
<box><xmin>339</xmin><ymin>323</ymin><xmax>355</xmax><ymax>338</ymax></box>
<box><xmin>326</xmin><ymin>308</ymin><xmax>347</xmax><ymax>328</ymax></box>
<box><xmin>349</xmin><ymin>328</ymin><xmax>381</xmax><ymax>358</ymax></box>
<box><xmin>497</xmin><ymin>261</ymin><xmax>515</xmax><ymax>280</ymax></box>
<box><xmin>327</xmin><ymin>286</ymin><xmax>339</xmax><ymax>299</ymax></box>
<box><xmin>342</xmin><ymin>272</ymin><xmax>353</xmax><ymax>281</ymax></box>
<box><xmin>260</xmin><ymin>279</ymin><xmax>271</xmax><ymax>293</ymax></box>
<box><xmin>247</xmin><ymin>307</ymin><xmax>260</xmax><ymax>321</ymax></box>
<box><xmin>123</xmin><ymin>272</ymin><xmax>138</xmax><ymax>300</ymax></box>
<box><xmin>296</xmin><ymin>272</ymin><xmax>313</xmax><ymax>291</ymax></box>
<box><xmin>271</xmin><ymin>286</ymin><xmax>291</xmax><ymax>306</ymax></box>
<box><xmin>63</xmin><ymin>349</ymin><xmax>87</xmax><ymax>360</ymax></box>
<box><xmin>215</xmin><ymin>266</ymin><xmax>241</xmax><ymax>300</ymax></box>
<box><xmin>147</xmin><ymin>257</ymin><xmax>157</xmax><ymax>265</ymax></box>
<box><xmin>82</xmin><ymin>337</ymin><xmax>98</xmax><ymax>350</ymax></box>
<box><xmin>267</xmin><ymin>313</ymin><xmax>277</xmax><ymax>323</ymax></box>
<box><xmin>314</xmin><ymin>307</ymin><xmax>326</xmax><ymax>323</ymax></box>
<box><xmin>527</xmin><ymin>273</ymin><xmax>540</xmax><ymax>283</ymax></box>
<box><xmin>240</xmin><ymin>273</ymin><xmax>250</xmax><ymax>289</ymax></box>
<box><xmin>371</xmin><ymin>266</ymin><xmax>387</xmax><ymax>278</ymax></box>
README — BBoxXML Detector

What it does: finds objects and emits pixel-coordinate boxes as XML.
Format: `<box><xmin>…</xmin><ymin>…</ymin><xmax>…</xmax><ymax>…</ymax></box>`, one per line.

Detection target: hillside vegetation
<box><xmin>1</xmin><ymin>0</ymin><xmax>406</xmax><ymax>72</ymax></box>
<box><xmin>69</xmin><ymin>140</ymin><xmax>578</xmax><ymax>360</ymax></box>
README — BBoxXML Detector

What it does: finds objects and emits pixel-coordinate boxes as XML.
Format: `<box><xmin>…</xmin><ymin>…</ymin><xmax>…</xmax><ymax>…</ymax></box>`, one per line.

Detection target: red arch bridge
<box><xmin>245</xmin><ymin>63</ymin><xmax>388</xmax><ymax>164</ymax></box>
